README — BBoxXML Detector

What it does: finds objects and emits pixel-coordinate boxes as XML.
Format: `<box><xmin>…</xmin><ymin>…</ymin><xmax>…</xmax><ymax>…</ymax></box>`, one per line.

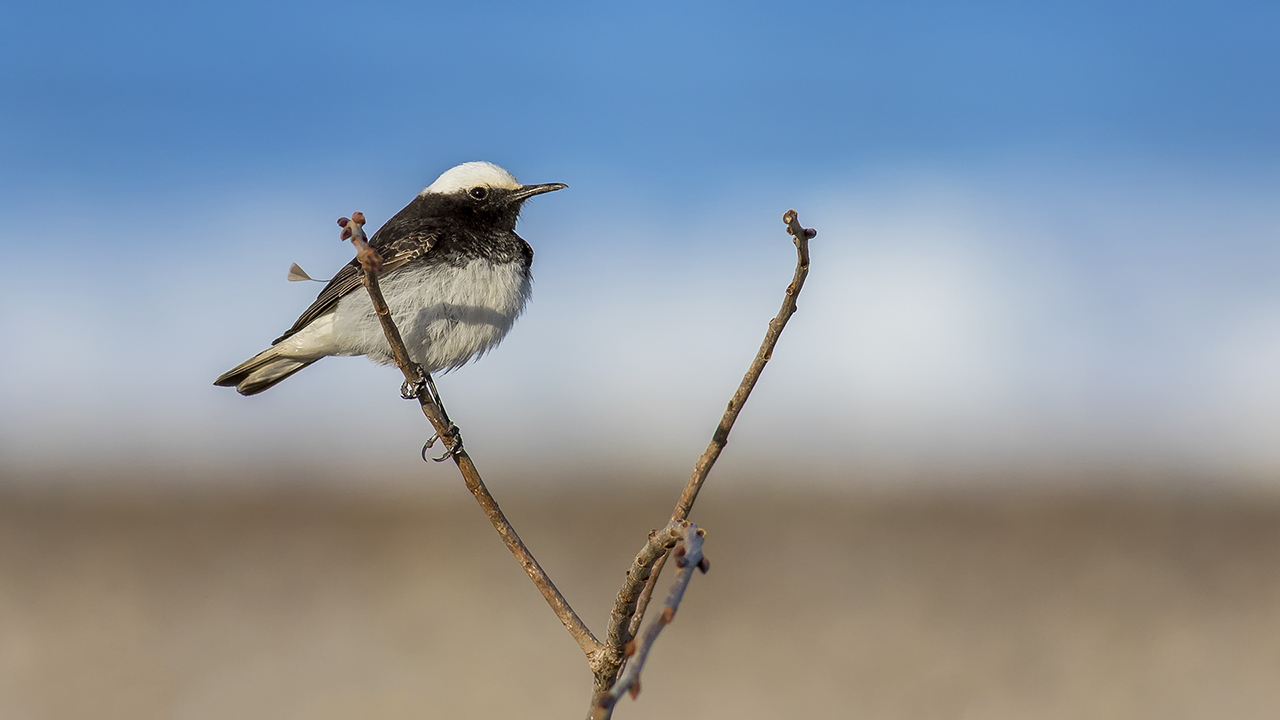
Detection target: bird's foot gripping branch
<box><xmin>342</xmin><ymin>209</ymin><xmax>815</xmax><ymax>719</ymax></box>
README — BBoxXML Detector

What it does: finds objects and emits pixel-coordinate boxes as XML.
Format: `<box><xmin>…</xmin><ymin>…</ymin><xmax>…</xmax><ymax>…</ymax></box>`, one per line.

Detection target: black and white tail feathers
<box><xmin>213</xmin><ymin>347</ymin><xmax>317</xmax><ymax>396</ymax></box>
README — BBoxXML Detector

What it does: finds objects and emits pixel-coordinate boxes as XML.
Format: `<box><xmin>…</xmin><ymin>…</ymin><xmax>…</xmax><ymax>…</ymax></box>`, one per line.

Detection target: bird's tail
<box><xmin>214</xmin><ymin>346</ymin><xmax>318</xmax><ymax>396</ymax></box>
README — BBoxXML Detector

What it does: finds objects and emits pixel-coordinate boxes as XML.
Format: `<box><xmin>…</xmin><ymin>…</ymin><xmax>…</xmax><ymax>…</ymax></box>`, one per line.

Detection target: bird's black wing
<box><xmin>272</xmin><ymin>225</ymin><xmax>439</xmax><ymax>344</ymax></box>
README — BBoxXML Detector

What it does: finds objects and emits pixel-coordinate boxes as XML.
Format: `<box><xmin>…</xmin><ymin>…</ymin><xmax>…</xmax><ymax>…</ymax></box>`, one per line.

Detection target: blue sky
<box><xmin>2</xmin><ymin>1</ymin><xmax>1279</xmax><ymax>488</ymax></box>
<box><xmin>6</xmin><ymin>1</ymin><xmax>1277</xmax><ymax>186</ymax></box>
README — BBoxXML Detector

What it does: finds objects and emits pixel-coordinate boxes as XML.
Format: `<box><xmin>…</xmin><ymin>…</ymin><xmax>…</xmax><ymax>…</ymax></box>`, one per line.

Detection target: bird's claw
<box><xmin>420</xmin><ymin>434</ymin><xmax>439</xmax><ymax>461</ymax></box>
<box><xmin>420</xmin><ymin>425</ymin><xmax>462</xmax><ymax>463</ymax></box>
<box><xmin>399</xmin><ymin>363</ymin><xmax>430</xmax><ymax>397</ymax></box>
<box><xmin>431</xmin><ymin>440</ymin><xmax>461</xmax><ymax>462</ymax></box>
<box><xmin>401</xmin><ymin>378</ymin><xmax>426</xmax><ymax>400</ymax></box>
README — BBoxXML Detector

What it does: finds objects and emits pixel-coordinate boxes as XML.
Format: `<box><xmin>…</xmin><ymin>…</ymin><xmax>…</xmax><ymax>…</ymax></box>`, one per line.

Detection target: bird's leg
<box><xmin>425</xmin><ymin>373</ymin><xmax>464</xmax><ymax>461</ymax></box>
<box><xmin>404</xmin><ymin>369</ymin><xmax>462</xmax><ymax>462</ymax></box>
<box><xmin>423</xmin><ymin>374</ymin><xmax>450</xmax><ymax>422</ymax></box>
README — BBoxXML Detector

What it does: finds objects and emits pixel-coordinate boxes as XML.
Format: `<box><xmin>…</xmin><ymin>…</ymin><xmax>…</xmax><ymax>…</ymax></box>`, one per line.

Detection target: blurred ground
<box><xmin>2</xmin><ymin>477</ymin><xmax>1279</xmax><ymax>720</ymax></box>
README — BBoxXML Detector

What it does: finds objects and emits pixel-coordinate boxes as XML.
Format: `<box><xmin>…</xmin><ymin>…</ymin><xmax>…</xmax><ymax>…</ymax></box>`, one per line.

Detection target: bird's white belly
<box><xmin>329</xmin><ymin>258</ymin><xmax>532</xmax><ymax>372</ymax></box>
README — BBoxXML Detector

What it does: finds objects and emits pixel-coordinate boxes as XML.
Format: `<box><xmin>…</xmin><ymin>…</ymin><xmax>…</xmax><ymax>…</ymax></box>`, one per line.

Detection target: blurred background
<box><xmin>2</xmin><ymin>1</ymin><xmax>1279</xmax><ymax>718</ymax></box>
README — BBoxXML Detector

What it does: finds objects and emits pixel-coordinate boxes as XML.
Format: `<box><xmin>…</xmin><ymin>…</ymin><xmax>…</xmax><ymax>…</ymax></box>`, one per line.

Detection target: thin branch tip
<box><xmin>341</xmin><ymin>213</ymin><xmax>381</xmax><ymax>271</ymax></box>
<box><xmin>596</xmin><ymin>208</ymin><xmax>815</xmax><ymax>714</ymax></box>
<box><xmin>783</xmin><ymin>209</ymin><xmax>817</xmax><ymax>242</ymax></box>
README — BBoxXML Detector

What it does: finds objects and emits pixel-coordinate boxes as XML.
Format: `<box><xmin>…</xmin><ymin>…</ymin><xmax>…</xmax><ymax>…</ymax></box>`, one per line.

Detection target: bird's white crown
<box><xmin>421</xmin><ymin>161</ymin><xmax>521</xmax><ymax>196</ymax></box>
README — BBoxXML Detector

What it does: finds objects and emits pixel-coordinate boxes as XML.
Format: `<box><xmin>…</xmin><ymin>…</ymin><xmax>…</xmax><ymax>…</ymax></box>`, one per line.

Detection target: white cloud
<box><xmin>4</xmin><ymin>161</ymin><xmax>1279</xmax><ymax>488</ymax></box>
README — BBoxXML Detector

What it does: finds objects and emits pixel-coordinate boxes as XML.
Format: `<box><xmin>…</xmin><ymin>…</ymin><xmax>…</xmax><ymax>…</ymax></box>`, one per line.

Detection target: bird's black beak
<box><xmin>509</xmin><ymin>182</ymin><xmax>567</xmax><ymax>202</ymax></box>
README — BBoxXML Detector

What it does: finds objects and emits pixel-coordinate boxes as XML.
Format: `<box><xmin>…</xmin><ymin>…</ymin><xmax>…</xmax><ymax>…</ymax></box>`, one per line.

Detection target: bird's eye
<box><xmin>469</xmin><ymin>187</ymin><xmax>488</xmax><ymax>200</ymax></box>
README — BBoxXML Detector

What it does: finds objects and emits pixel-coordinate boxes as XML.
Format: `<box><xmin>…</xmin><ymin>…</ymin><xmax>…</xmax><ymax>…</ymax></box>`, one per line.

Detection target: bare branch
<box><xmin>588</xmin><ymin>522</ymin><xmax>684</xmax><ymax>690</ymax></box>
<box><xmin>339</xmin><ymin>214</ymin><xmax>603</xmax><ymax>659</ymax></box>
<box><xmin>593</xmin><ymin>210</ymin><xmax>817</xmax><ymax>708</ymax></box>
<box><xmin>335</xmin><ymin>207</ymin><xmax>815</xmax><ymax>716</ymax></box>
<box><xmin>629</xmin><ymin>211</ymin><xmax>813</xmax><ymax>630</ymax></box>
<box><xmin>674</xmin><ymin>209</ymin><xmax>813</xmax><ymax>522</ymax></box>
<box><xmin>589</xmin><ymin>523</ymin><xmax>708</xmax><ymax>720</ymax></box>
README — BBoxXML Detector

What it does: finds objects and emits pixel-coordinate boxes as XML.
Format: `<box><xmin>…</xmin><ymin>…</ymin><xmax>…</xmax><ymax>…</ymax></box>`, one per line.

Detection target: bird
<box><xmin>215</xmin><ymin>161</ymin><xmax>565</xmax><ymax>396</ymax></box>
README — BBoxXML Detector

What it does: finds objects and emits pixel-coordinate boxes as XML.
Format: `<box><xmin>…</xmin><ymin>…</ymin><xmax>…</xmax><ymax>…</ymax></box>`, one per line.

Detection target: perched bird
<box><xmin>215</xmin><ymin>161</ymin><xmax>565</xmax><ymax>396</ymax></box>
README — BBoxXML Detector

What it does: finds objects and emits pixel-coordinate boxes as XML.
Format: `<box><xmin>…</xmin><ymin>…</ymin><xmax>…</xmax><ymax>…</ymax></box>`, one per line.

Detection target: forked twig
<box><xmin>590</xmin><ymin>523</ymin><xmax>708</xmax><ymax>720</ymax></box>
<box><xmin>339</xmin><ymin>213</ymin><xmax>602</xmax><ymax>658</ymax></box>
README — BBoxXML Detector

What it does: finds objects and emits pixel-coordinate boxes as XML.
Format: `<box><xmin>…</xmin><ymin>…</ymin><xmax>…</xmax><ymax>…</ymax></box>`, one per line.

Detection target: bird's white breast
<box><xmin>329</xmin><ymin>259</ymin><xmax>532</xmax><ymax>372</ymax></box>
